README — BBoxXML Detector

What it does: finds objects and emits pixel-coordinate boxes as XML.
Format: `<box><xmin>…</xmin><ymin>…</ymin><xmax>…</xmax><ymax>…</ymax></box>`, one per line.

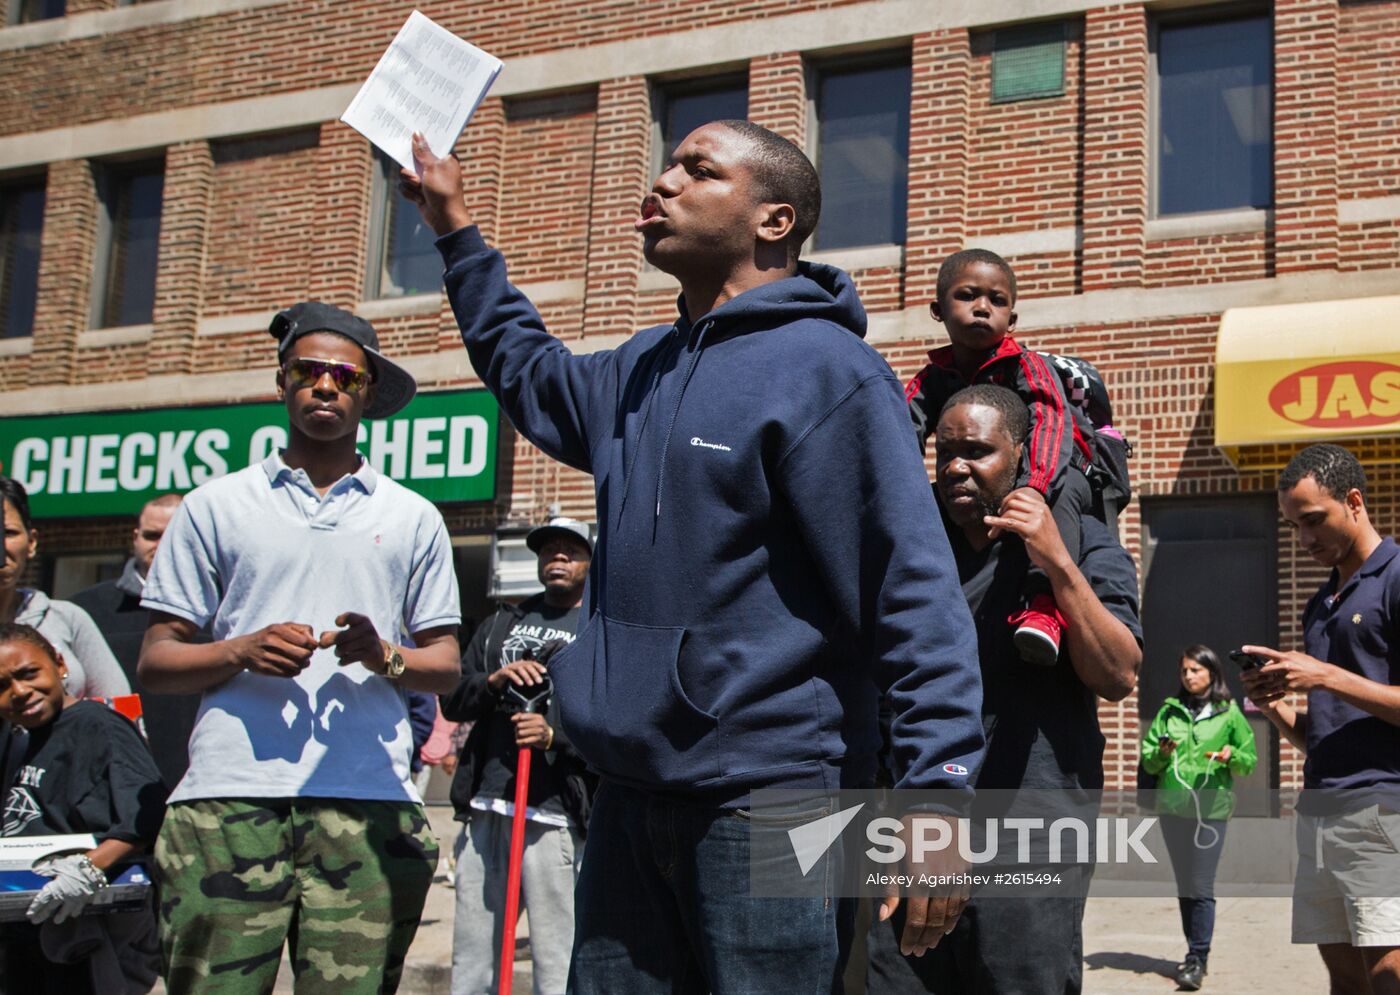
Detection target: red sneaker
<box><xmin>1008</xmin><ymin>595</ymin><xmax>1065</xmax><ymax>666</ymax></box>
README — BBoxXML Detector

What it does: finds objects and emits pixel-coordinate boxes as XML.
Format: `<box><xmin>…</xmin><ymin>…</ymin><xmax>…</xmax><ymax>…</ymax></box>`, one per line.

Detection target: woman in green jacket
<box><xmin>1141</xmin><ymin>644</ymin><xmax>1257</xmax><ymax>991</ymax></box>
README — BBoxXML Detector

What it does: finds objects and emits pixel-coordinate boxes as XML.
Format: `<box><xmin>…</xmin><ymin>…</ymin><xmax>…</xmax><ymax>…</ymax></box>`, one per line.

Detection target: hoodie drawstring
<box><xmin>653</xmin><ymin>320</ymin><xmax>711</xmax><ymax>529</ymax></box>
<box><xmin>617</xmin><ymin>327</ymin><xmax>682</xmax><ymax>519</ymax></box>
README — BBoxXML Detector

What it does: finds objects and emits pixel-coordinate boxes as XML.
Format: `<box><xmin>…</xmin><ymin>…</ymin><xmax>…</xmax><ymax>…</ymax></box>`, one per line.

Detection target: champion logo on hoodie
<box><xmin>690</xmin><ymin>437</ymin><xmax>732</xmax><ymax>452</ymax></box>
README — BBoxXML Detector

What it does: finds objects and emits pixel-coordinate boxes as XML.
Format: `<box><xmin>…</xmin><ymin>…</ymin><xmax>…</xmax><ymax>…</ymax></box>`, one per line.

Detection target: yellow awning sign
<box><xmin>1214</xmin><ymin>295</ymin><xmax>1400</xmax><ymax>451</ymax></box>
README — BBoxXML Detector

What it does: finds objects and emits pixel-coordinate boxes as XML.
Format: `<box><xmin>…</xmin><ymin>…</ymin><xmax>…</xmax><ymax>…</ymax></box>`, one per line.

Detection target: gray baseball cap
<box><xmin>527</xmin><ymin>518</ymin><xmax>594</xmax><ymax>555</ymax></box>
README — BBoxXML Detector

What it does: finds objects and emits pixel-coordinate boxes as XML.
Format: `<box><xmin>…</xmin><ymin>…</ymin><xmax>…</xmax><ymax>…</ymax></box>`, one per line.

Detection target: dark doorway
<box><xmin>1140</xmin><ymin>495</ymin><xmax>1279</xmax><ymax>815</ymax></box>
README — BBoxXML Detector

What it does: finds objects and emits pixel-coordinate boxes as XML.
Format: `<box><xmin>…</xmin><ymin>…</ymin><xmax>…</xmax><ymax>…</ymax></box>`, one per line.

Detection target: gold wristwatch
<box><xmin>381</xmin><ymin>640</ymin><xmax>406</xmax><ymax>680</ymax></box>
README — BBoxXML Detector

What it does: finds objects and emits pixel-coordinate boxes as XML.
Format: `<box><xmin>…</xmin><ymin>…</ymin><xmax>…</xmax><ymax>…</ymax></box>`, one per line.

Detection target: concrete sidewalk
<box><xmin>1082</xmin><ymin>895</ymin><xmax>1326</xmax><ymax>993</ymax></box>
<box><xmin>395</xmin><ymin>834</ymin><xmax>534</xmax><ymax>995</ymax></box>
<box><xmin>392</xmin><ymin>886</ymin><xmax>1326</xmax><ymax>994</ymax></box>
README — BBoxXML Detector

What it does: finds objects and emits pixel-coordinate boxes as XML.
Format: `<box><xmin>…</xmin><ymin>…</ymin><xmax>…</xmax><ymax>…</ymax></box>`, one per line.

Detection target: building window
<box><xmin>93</xmin><ymin>161</ymin><xmax>164</xmax><ymax>329</ymax></box>
<box><xmin>991</xmin><ymin>21</ymin><xmax>1067</xmax><ymax>103</ymax></box>
<box><xmin>1154</xmin><ymin>13</ymin><xmax>1272</xmax><ymax>216</ymax></box>
<box><xmin>652</xmin><ymin>77</ymin><xmax>749</xmax><ymax>174</ymax></box>
<box><xmin>9</xmin><ymin>0</ymin><xmax>64</xmax><ymax>24</ymax></box>
<box><xmin>811</xmin><ymin>59</ymin><xmax>911</xmax><ymax>250</ymax></box>
<box><xmin>367</xmin><ymin>151</ymin><xmax>441</xmax><ymax>299</ymax></box>
<box><xmin>0</xmin><ymin>180</ymin><xmax>45</xmax><ymax>339</ymax></box>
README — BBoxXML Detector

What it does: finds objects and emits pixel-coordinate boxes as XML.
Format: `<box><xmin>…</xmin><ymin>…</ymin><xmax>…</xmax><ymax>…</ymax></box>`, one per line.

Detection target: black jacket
<box><xmin>69</xmin><ymin>560</ymin><xmax>202</xmax><ymax>790</ymax></box>
<box><xmin>440</xmin><ymin>595</ymin><xmax>595</xmax><ymax>834</ymax></box>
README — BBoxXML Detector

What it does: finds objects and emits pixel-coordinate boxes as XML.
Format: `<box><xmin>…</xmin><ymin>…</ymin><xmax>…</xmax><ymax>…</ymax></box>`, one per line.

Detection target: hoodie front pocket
<box><xmin>548</xmin><ymin>613</ymin><xmax>721</xmax><ymax>786</ymax></box>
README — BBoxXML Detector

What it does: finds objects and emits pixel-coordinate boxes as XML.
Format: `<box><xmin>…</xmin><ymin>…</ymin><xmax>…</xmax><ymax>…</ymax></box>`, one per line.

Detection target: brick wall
<box><xmin>306</xmin><ymin>123</ymin><xmax>373</xmax><ymax>309</ymax></box>
<box><xmin>204</xmin><ymin>131</ymin><xmax>323</xmax><ymax>319</ymax></box>
<box><xmin>580</xmin><ymin>77</ymin><xmax>651</xmax><ymax>339</ymax></box>
<box><xmin>0</xmin><ymin>0</ymin><xmax>873</xmax><ymax>137</ymax></box>
<box><xmin>149</xmin><ymin>140</ymin><xmax>214</xmax><ymax>379</ymax></box>
<box><xmin>498</xmin><ymin>93</ymin><xmax>597</xmax><ymax>290</ymax></box>
<box><xmin>965</xmin><ymin>26</ymin><xmax>1083</xmax><ymax>233</ymax></box>
<box><xmin>1143</xmin><ymin>232</ymin><xmax>1271</xmax><ymax>288</ymax></box>
<box><xmin>1079</xmin><ymin>4</ymin><xmax>1149</xmax><ymax>293</ymax></box>
<box><xmin>1337</xmin><ymin>2</ymin><xmax>1400</xmax><ymax>199</ymax></box>
<box><xmin>26</xmin><ymin>158</ymin><xmax>99</xmax><ymax>386</ymax></box>
<box><xmin>905</xmin><ymin>29</ymin><xmax>971</xmax><ymax>306</ymax></box>
<box><xmin>1274</xmin><ymin>0</ymin><xmax>1340</xmax><ymax>273</ymax></box>
<box><xmin>747</xmin><ymin>52</ymin><xmax>807</xmax><ymax>145</ymax></box>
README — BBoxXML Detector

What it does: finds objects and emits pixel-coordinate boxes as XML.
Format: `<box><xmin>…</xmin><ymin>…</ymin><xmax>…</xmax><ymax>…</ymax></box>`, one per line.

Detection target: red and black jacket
<box><xmin>905</xmin><ymin>336</ymin><xmax>1090</xmax><ymax>496</ymax></box>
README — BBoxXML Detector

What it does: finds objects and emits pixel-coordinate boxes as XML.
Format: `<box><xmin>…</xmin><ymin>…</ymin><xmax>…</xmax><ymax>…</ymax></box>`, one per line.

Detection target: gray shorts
<box><xmin>1293</xmin><ymin>804</ymin><xmax>1400</xmax><ymax>948</ymax></box>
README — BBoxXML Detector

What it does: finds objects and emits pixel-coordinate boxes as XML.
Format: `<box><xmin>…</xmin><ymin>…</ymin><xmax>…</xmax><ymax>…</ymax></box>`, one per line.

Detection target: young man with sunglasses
<box><xmin>137</xmin><ymin>302</ymin><xmax>463</xmax><ymax>995</ymax></box>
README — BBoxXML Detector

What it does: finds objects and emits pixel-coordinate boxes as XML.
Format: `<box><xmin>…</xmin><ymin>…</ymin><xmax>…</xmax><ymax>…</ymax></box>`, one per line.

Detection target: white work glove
<box><xmin>26</xmin><ymin>854</ymin><xmax>108</xmax><ymax>924</ymax></box>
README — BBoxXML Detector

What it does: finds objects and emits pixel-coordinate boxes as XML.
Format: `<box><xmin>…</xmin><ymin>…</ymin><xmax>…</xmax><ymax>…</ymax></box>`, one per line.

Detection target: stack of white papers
<box><xmin>341</xmin><ymin>10</ymin><xmax>503</xmax><ymax>171</ymax></box>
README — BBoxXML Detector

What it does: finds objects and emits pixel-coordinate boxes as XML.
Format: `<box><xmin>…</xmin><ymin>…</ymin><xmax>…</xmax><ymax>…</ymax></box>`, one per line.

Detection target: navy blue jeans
<box><xmin>568</xmin><ymin>781</ymin><xmax>848</xmax><ymax>994</ymax></box>
<box><xmin>1159</xmin><ymin>814</ymin><xmax>1228</xmax><ymax>960</ymax></box>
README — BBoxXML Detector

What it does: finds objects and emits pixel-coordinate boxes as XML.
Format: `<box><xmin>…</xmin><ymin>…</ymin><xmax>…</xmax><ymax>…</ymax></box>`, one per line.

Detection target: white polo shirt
<box><xmin>143</xmin><ymin>452</ymin><xmax>461</xmax><ymax>804</ymax></box>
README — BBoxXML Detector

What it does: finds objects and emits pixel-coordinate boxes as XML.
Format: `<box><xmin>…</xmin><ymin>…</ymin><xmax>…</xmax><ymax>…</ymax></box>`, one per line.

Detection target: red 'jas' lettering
<box><xmin>1267</xmin><ymin>362</ymin><xmax>1400</xmax><ymax>428</ymax></box>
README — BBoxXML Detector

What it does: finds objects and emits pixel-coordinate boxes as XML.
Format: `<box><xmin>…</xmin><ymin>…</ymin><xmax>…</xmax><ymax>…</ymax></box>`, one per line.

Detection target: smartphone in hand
<box><xmin>1229</xmin><ymin>649</ymin><xmax>1266</xmax><ymax>671</ymax></box>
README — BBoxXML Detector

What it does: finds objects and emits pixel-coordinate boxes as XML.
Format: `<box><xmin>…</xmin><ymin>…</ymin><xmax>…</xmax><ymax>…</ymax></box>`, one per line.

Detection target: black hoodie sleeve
<box><xmin>778</xmin><ymin>371</ymin><xmax>986</xmax><ymax>799</ymax></box>
<box><xmin>438</xmin><ymin>226</ymin><xmax>615</xmax><ymax>474</ymax></box>
<box><xmin>440</xmin><ymin>612</ymin><xmax>500</xmax><ymax>723</ymax></box>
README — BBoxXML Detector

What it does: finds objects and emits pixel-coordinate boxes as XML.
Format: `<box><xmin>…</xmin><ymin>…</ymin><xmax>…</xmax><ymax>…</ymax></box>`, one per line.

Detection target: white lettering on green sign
<box><xmin>12</xmin><ymin>428</ymin><xmax>234</xmax><ymax>496</ymax></box>
<box><xmin>0</xmin><ymin>390</ymin><xmax>499</xmax><ymax>518</ymax></box>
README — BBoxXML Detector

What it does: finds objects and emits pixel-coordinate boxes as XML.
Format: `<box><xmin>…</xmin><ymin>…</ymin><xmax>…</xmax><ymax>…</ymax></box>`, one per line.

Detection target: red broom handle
<box><xmin>498</xmin><ymin>745</ymin><xmax>532</xmax><ymax>995</ymax></box>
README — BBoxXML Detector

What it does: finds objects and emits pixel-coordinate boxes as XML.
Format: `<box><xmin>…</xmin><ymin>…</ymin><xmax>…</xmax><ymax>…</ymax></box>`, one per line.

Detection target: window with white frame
<box><xmin>367</xmin><ymin>150</ymin><xmax>442</xmax><ymax>300</ymax></box>
<box><xmin>0</xmin><ymin>178</ymin><xmax>45</xmax><ymax>339</ymax></box>
<box><xmin>93</xmin><ymin>160</ymin><xmax>164</xmax><ymax>329</ymax></box>
<box><xmin>810</xmin><ymin>57</ymin><xmax>912</xmax><ymax>250</ymax></box>
<box><xmin>1154</xmin><ymin>12</ymin><xmax>1272</xmax><ymax>216</ymax></box>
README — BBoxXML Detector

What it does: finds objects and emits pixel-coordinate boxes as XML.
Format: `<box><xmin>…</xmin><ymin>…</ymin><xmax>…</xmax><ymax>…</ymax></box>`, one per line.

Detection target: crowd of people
<box><xmin>0</xmin><ymin>116</ymin><xmax>1394</xmax><ymax>995</ymax></box>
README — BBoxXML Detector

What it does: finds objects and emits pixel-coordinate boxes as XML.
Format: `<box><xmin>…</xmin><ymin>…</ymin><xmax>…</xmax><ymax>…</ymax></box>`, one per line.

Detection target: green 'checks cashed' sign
<box><xmin>0</xmin><ymin>389</ymin><xmax>500</xmax><ymax>519</ymax></box>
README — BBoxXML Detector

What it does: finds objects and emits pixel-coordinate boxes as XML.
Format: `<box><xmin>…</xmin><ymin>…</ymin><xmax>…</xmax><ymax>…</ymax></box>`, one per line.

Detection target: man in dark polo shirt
<box><xmin>868</xmin><ymin>384</ymin><xmax>1142</xmax><ymax>995</ymax></box>
<box><xmin>71</xmin><ymin>493</ymin><xmax>201</xmax><ymax>788</ymax></box>
<box><xmin>1240</xmin><ymin>443</ymin><xmax>1400</xmax><ymax>993</ymax></box>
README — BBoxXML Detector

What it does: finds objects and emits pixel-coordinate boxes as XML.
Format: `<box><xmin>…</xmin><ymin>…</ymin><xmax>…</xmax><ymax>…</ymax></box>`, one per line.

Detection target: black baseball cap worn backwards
<box><xmin>269</xmin><ymin>301</ymin><xmax>417</xmax><ymax>419</ymax></box>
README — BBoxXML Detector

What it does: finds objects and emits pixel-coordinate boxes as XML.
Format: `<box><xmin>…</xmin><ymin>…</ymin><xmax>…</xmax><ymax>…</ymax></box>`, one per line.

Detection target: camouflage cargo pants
<box><xmin>156</xmin><ymin>797</ymin><xmax>439</xmax><ymax>995</ymax></box>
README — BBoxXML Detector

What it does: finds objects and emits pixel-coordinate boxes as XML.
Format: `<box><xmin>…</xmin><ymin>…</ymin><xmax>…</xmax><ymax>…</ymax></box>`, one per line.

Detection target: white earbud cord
<box><xmin>1170</xmin><ymin>745</ymin><xmax>1222</xmax><ymax>850</ymax></box>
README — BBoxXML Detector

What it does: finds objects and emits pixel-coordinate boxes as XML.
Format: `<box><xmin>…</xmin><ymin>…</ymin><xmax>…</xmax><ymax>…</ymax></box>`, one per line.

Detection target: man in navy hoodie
<box><xmin>400</xmin><ymin>121</ymin><xmax>984</xmax><ymax>992</ymax></box>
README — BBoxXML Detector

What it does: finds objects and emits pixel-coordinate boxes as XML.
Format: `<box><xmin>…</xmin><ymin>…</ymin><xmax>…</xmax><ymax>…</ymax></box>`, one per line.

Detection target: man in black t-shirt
<box><xmin>868</xmin><ymin>385</ymin><xmax>1143</xmax><ymax>995</ymax></box>
<box><xmin>440</xmin><ymin>518</ymin><xmax>595</xmax><ymax>995</ymax></box>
